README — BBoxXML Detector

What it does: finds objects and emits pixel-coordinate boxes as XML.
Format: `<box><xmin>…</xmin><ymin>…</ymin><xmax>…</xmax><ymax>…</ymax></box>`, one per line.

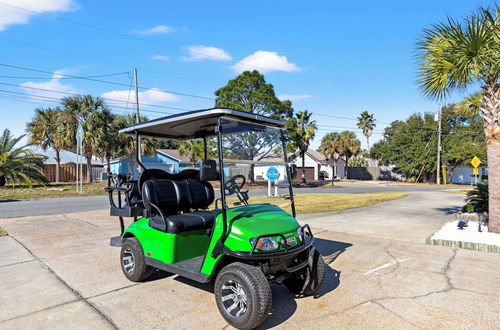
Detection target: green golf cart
<box><xmin>105</xmin><ymin>108</ymin><xmax>325</xmax><ymax>329</ymax></box>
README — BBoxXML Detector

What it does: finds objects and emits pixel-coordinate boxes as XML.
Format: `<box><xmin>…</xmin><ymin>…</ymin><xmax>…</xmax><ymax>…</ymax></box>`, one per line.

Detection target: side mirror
<box><xmin>290</xmin><ymin>164</ymin><xmax>297</xmax><ymax>179</ymax></box>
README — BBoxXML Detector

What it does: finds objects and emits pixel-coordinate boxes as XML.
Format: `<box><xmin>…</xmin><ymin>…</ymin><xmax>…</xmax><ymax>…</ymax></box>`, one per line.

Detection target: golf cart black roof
<box><xmin>119</xmin><ymin>108</ymin><xmax>285</xmax><ymax>139</ymax></box>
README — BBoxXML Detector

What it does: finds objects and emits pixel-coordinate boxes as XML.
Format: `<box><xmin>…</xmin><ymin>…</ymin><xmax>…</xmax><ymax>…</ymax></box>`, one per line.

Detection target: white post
<box><xmin>274</xmin><ymin>180</ymin><xmax>278</xmax><ymax>197</ymax></box>
<box><xmin>267</xmin><ymin>180</ymin><xmax>271</xmax><ymax>197</ymax></box>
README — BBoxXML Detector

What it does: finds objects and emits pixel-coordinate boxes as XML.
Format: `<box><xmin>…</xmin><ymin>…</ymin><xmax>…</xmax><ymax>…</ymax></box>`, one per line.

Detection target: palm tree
<box><xmin>357</xmin><ymin>111</ymin><xmax>376</xmax><ymax>150</ymax></box>
<box><xmin>416</xmin><ymin>5</ymin><xmax>500</xmax><ymax>233</ymax></box>
<box><xmin>27</xmin><ymin>107</ymin><xmax>74</xmax><ymax>183</ymax></box>
<box><xmin>289</xmin><ymin>111</ymin><xmax>317</xmax><ymax>183</ymax></box>
<box><xmin>115</xmin><ymin>114</ymin><xmax>155</xmax><ymax>177</ymax></box>
<box><xmin>339</xmin><ymin>131</ymin><xmax>361</xmax><ymax>178</ymax></box>
<box><xmin>62</xmin><ymin>95</ymin><xmax>113</xmax><ymax>183</ymax></box>
<box><xmin>0</xmin><ymin>129</ymin><xmax>48</xmax><ymax>187</ymax></box>
<box><xmin>179</xmin><ymin>139</ymin><xmax>217</xmax><ymax>163</ymax></box>
<box><xmin>320</xmin><ymin>132</ymin><xmax>342</xmax><ymax>185</ymax></box>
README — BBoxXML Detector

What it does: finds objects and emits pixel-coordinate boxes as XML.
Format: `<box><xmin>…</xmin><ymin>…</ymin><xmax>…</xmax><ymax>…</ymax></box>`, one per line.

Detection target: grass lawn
<box><xmin>0</xmin><ymin>227</ymin><xmax>7</xmax><ymax>236</ymax></box>
<box><xmin>0</xmin><ymin>182</ymin><xmax>107</xmax><ymax>201</ymax></box>
<box><xmin>440</xmin><ymin>189</ymin><xmax>471</xmax><ymax>194</ymax></box>
<box><xmin>226</xmin><ymin>192</ymin><xmax>408</xmax><ymax>214</ymax></box>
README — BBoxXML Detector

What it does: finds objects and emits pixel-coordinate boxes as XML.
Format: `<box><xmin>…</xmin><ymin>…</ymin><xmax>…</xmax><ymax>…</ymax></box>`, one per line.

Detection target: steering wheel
<box><xmin>224</xmin><ymin>175</ymin><xmax>246</xmax><ymax>195</ymax></box>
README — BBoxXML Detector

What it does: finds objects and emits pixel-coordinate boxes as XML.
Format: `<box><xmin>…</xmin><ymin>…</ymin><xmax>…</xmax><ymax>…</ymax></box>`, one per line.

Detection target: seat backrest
<box><xmin>142</xmin><ymin>179</ymin><xmax>191</xmax><ymax>216</ymax></box>
<box><xmin>184</xmin><ymin>179</ymin><xmax>214</xmax><ymax>210</ymax></box>
<box><xmin>199</xmin><ymin>159</ymin><xmax>219</xmax><ymax>181</ymax></box>
<box><xmin>138</xmin><ymin>168</ymin><xmax>200</xmax><ymax>196</ymax></box>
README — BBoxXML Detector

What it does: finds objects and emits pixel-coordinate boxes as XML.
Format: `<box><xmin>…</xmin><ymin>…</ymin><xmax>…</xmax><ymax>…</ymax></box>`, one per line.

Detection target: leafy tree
<box><xmin>370</xmin><ymin>113</ymin><xmax>438</xmax><ymax>182</ymax></box>
<box><xmin>214</xmin><ymin>70</ymin><xmax>293</xmax><ymax>183</ymax></box>
<box><xmin>339</xmin><ymin>131</ymin><xmax>361</xmax><ymax>177</ymax></box>
<box><xmin>287</xmin><ymin>110</ymin><xmax>317</xmax><ymax>183</ymax></box>
<box><xmin>356</xmin><ymin>111</ymin><xmax>376</xmax><ymax>150</ymax></box>
<box><xmin>416</xmin><ymin>4</ymin><xmax>500</xmax><ymax>232</ymax></box>
<box><xmin>348</xmin><ymin>155</ymin><xmax>369</xmax><ymax>167</ymax></box>
<box><xmin>179</xmin><ymin>139</ymin><xmax>217</xmax><ymax>163</ymax></box>
<box><xmin>27</xmin><ymin>107</ymin><xmax>73</xmax><ymax>182</ymax></box>
<box><xmin>0</xmin><ymin>129</ymin><xmax>48</xmax><ymax>187</ymax></box>
<box><xmin>370</xmin><ymin>106</ymin><xmax>486</xmax><ymax>182</ymax></box>
<box><xmin>62</xmin><ymin>95</ymin><xmax>114</xmax><ymax>183</ymax></box>
<box><xmin>320</xmin><ymin>132</ymin><xmax>342</xmax><ymax>184</ymax></box>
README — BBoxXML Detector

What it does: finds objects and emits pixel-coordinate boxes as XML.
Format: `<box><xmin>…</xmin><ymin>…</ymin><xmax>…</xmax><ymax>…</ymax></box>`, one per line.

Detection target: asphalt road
<box><xmin>0</xmin><ymin>185</ymin><xmax>463</xmax><ymax>219</ymax></box>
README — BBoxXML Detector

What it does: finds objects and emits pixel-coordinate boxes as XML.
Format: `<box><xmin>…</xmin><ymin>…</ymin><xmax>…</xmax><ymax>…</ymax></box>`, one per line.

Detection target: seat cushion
<box><xmin>164</xmin><ymin>211</ymin><xmax>218</xmax><ymax>234</ymax></box>
<box><xmin>142</xmin><ymin>179</ymin><xmax>191</xmax><ymax>216</ymax></box>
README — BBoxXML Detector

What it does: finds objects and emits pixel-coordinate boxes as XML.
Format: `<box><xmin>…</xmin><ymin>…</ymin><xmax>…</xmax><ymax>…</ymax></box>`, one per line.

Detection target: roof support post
<box><xmin>281</xmin><ymin>129</ymin><xmax>296</xmax><ymax>217</ymax></box>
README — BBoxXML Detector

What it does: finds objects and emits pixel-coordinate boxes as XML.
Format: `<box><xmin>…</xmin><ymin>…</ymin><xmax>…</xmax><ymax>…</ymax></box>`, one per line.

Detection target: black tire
<box><xmin>120</xmin><ymin>237</ymin><xmax>154</xmax><ymax>282</ymax></box>
<box><xmin>284</xmin><ymin>248</ymin><xmax>326</xmax><ymax>296</ymax></box>
<box><xmin>214</xmin><ymin>262</ymin><xmax>272</xmax><ymax>329</ymax></box>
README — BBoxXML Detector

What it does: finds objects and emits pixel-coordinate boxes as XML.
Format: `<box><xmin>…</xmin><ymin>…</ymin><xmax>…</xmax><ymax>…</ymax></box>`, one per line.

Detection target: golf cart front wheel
<box><xmin>284</xmin><ymin>248</ymin><xmax>326</xmax><ymax>296</ymax></box>
<box><xmin>120</xmin><ymin>237</ymin><xmax>154</xmax><ymax>282</ymax></box>
<box><xmin>214</xmin><ymin>262</ymin><xmax>272</xmax><ymax>329</ymax></box>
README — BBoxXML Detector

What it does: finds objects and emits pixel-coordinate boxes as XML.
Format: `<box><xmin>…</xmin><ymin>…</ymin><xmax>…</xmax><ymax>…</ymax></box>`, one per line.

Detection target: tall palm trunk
<box><xmin>345</xmin><ymin>156</ymin><xmax>350</xmax><ymax>178</ymax></box>
<box><xmin>84</xmin><ymin>146</ymin><xmax>93</xmax><ymax>183</ymax></box>
<box><xmin>301</xmin><ymin>152</ymin><xmax>306</xmax><ymax>183</ymax></box>
<box><xmin>482</xmin><ymin>83</ymin><xmax>500</xmax><ymax>233</ymax></box>
<box><xmin>54</xmin><ymin>148</ymin><xmax>61</xmax><ymax>183</ymax></box>
<box><xmin>366</xmin><ymin>136</ymin><xmax>370</xmax><ymax>151</ymax></box>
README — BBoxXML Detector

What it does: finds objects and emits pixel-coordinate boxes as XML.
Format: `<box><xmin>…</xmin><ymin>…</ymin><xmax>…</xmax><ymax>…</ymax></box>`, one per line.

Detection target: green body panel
<box><xmin>123</xmin><ymin>218</ymin><xmax>209</xmax><ymax>263</ymax></box>
<box><xmin>124</xmin><ymin>204</ymin><xmax>300</xmax><ymax>276</ymax></box>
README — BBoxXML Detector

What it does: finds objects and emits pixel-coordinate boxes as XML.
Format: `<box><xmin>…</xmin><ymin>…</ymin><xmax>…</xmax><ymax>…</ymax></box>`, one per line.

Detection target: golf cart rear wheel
<box><xmin>284</xmin><ymin>248</ymin><xmax>326</xmax><ymax>296</ymax></box>
<box><xmin>214</xmin><ymin>262</ymin><xmax>272</xmax><ymax>330</ymax></box>
<box><xmin>120</xmin><ymin>237</ymin><xmax>154</xmax><ymax>282</ymax></box>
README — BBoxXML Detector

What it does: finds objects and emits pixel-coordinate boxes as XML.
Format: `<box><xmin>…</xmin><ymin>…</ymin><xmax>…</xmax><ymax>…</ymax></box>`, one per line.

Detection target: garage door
<box><xmin>294</xmin><ymin>167</ymin><xmax>315</xmax><ymax>181</ymax></box>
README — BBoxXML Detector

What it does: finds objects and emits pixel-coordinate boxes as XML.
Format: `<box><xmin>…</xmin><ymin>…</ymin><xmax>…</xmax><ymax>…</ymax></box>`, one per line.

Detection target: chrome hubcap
<box><xmin>221</xmin><ymin>280</ymin><xmax>247</xmax><ymax>317</ymax></box>
<box><xmin>122</xmin><ymin>248</ymin><xmax>135</xmax><ymax>273</ymax></box>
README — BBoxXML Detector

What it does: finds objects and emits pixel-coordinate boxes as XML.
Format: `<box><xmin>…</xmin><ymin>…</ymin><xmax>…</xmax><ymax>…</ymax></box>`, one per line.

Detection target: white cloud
<box><xmin>20</xmin><ymin>70</ymin><xmax>75</xmax><ymax>100</ymax></box>
<box><xmin>133</xmin><ymin>25</ymin><xmax>173</xmax><ymax>34</ymax></box>
<box><xmin>0</xmin><ymin>0</ymin><xmax>75</xmax><ymax>31</ymax></box>
<box><xmin>101</xmin><ymin>88</ymin><xmax>180</xmax><ymax>105</ymax></box>
<box><xmin>231</xmin><ymin>50</ymin><xmax>300</xmax><ymax>74</ymax></box>
<box><xmin>278</xmin><ymin>94</ymin><xmax>313</xmax><ymax>101</ymax></box>
<box><xmin>182</xmin><ymin>45</ymin><xmax>232</xmax><ymax>62</ymax></box>
<box><xmin>152</xmin><ymin>55</ymin><xmax>170</xmax><ymax>61</ymax></box>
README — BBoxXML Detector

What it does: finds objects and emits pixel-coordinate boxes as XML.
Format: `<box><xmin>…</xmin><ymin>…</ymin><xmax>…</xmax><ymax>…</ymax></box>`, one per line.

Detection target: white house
<box><xmin>253</xmin><ymin>148</ymin><xmax>346</xmax><ymax>182</ymax></box>
<box><xmin>451</xmin><ymin>166</ymin><xmax>488</xmax><ymax>184</ymax></box>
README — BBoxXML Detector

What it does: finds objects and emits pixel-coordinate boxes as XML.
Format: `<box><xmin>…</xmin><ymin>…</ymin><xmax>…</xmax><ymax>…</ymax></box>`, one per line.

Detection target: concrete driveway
<box><xmin>1</xmin><ymin>191</ymin><xmax>499</xmax><ymax>329</ymax></box>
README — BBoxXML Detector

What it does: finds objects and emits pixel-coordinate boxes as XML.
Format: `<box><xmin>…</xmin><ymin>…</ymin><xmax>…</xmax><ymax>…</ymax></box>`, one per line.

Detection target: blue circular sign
<box><xmin>266</xmin><ymin>166</ymin><xmax>280</xmax><ymax>181</ymax></box>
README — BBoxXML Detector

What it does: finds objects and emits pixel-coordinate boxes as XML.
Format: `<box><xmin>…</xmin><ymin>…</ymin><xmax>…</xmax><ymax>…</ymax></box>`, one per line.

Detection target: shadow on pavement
<box><xmin>0</xmin><ymin>199</ymin><xmax>20</xmax><ymax>203</ymax></box>
<box><xmin>436</xmin><ymin>206</ymin><xmax>461</xmax><ymax>215</ymax></box>
<box><xmin>259</xmin><ymin>237</ymin><xmax>352</xmax><ymax>328</ymax></box>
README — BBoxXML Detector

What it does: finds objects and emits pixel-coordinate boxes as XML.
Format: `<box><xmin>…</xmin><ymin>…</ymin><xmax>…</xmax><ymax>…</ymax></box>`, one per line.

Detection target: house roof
<box><xmin>157</xmin><ymin>149</ymin><xmax>193</xmax><ymax>163</ymax></box>
<box><xmin>119</xmin><ymin>108</ymin><xmax>284</xmax><ymax>139</ymax></box>
<box><xmin>29</xmin><ymin>147</ymin><xmax>104</xmax><ymax>165</ymax></box>
<box><xmin>306</xmin><ymin>149</ymin><xmax>328</xmax><ymax>164</ymax></box>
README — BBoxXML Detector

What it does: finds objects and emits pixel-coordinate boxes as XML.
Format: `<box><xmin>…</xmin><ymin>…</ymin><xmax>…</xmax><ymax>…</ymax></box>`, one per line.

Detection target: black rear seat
<box><xmin>142</xmin><ymin>178</ymin><xmax>218</xmax><ymax>234</ymax></box>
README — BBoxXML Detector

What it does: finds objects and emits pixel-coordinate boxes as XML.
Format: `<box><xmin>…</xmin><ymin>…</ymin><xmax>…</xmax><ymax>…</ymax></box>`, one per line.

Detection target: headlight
<box><xmin>250</xmin><ymin>237</ymin><xmax>279</xmax><ymax>251</ymax></box>
<box><xmin>297</xmin><ymin>227</ymin><xmax>303</xmax><ymax>242</ymax></box>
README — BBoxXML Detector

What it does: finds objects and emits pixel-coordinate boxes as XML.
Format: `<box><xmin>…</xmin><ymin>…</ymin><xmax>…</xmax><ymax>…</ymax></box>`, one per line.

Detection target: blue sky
<box><xmin>0</xmin><ymin>0</ymin><xmax>492</xmax><ymax>149</ymax></box>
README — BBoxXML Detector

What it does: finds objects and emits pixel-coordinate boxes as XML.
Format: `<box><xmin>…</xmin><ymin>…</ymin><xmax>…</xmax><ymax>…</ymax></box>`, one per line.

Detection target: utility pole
<box><xmin>436</xmin><ymin>105</ymin><xmax>442</xmax><ymax>185</ymax></box>
<box><xmin>133</xmin><ymin>68</ymin><xmax>142</xmax><ymax>176</ymax></box>
<box><xmin>134</xmin><ymin>68</ymin><xmax>140</xmax><ymax>123</ymax></box>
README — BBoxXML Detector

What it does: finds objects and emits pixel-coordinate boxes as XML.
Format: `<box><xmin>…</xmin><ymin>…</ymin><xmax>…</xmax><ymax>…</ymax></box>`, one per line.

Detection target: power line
<box><xmin>0</xmin><ymin>63</ymin><xmax>215</xmax><ymax>100</ymax></box>
<box><xmin>0</xmin><ymin>72</ymin><xmax>129</xmax><ymax>80</ymax></box>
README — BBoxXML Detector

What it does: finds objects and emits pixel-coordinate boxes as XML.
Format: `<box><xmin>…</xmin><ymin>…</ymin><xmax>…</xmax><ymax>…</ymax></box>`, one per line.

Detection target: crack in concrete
<box><xmin>372</xmin><ymin>301</ymin><xmax>421</xmax><ymax>329</ymax></box>
<box><xmin>0</xmin><ymin>259</ymin><xmax>36</xmax><ymax>268</ymax></box>
<box><xmin>9</xmin><ymin>236</ymin><xmax>119</xmax><ymax>330</ymax></box>
<box><xmin>0</xmin><ymin>298</ymin><xmax>81</xmax><ymax>324</ymax></box>
<box><xmin>86</xmin><ymin>283</ymin><xmax>140</xmax><ymax>300</ymax></box>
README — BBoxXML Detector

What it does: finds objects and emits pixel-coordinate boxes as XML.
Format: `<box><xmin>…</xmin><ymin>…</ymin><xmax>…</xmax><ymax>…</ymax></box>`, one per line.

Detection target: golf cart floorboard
<box><xmin>146</xmin><ymin>256</ymin><xmax>211</xmax><ymax>283</ymax></box>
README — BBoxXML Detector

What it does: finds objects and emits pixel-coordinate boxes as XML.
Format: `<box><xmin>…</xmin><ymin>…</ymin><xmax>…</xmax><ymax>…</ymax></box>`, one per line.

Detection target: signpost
<box><xmin>266</xmin><ymin>167</ymin><xmax>280</xmax><ymax>197</ymax></box>
<box><xmin>471</xmin><ymin>156</ymin><xmax>481</xmax><ymax>185</ymax></box>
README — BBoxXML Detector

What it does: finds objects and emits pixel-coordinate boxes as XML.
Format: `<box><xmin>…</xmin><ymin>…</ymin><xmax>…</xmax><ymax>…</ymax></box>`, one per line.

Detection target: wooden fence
<box><xmin>43</xmin><ymin>164</ymin><xmax>104</xmax><ymax>182</ymax></box>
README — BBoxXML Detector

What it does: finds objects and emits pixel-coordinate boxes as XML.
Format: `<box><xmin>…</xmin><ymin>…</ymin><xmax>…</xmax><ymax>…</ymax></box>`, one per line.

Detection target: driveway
<box><xmin>0</xmin><ymin>184</ymin><xmax>464</xmax><ymax>218</ymax></box>
<box><xmin>0</xmin><ymin>191</ymin><xmax>498</xmax><ymax>329</ymax></box>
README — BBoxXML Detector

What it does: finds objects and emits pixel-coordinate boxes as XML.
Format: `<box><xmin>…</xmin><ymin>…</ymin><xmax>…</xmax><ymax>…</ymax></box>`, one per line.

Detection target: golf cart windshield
<box><xmin>218</xmin><ymin>118</ymin><xmax>294</xmax><ymax>212</ymax></box>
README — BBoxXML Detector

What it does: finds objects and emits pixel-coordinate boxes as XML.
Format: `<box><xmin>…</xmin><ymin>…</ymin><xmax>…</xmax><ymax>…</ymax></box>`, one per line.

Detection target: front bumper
<box><xmin>222</xmin><ymin>224</ymin><xmax>314</xmax><ymax>272</ymax></box>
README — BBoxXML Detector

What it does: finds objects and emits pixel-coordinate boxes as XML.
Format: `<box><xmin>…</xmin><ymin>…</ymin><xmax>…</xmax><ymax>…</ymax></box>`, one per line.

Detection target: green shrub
<box><xmin>462</xmin><ymin>180</ymin><xmax>488</xmax><ymax>213</ymax></box>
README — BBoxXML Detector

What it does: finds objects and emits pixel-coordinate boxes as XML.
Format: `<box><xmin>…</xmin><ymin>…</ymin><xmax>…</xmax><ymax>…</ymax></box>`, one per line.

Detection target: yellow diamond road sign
<box><xmin>471</xmin><ymin>156</ymin><xmax>481</xmax><ymax>168</ymax></box>
<box><xmin>473</xmin><ymin>167</ymin><xmax>479</xmax><ymax>175</ymax></box>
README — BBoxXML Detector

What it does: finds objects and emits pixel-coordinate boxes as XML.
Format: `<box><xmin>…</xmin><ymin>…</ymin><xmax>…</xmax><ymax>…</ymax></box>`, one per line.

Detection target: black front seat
<box><xmin>142</xmin><ymin>179</ymin><xmax>217</xmax><ymax>233</ymax></box>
